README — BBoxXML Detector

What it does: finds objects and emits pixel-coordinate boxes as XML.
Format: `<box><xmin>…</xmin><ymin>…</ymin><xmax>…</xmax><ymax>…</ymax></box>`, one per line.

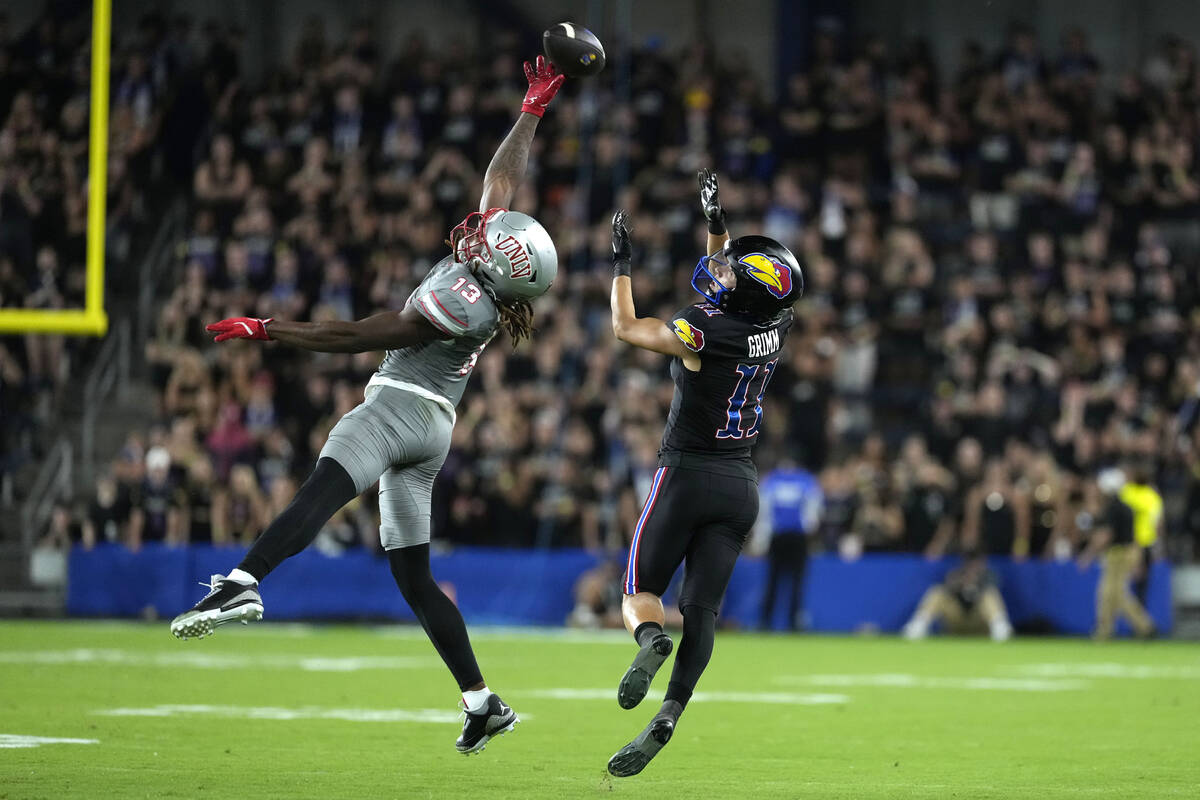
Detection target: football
<box><xmin>542</xmin><ymin>22</ymin><xmax>605</xmax><ymax>78</ymax></box>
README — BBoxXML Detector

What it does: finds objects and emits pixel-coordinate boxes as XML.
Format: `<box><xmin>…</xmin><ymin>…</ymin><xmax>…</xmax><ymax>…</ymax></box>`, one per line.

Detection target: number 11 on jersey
<box><xmin>716</xmin><ymin>359</ymin><xmax>778</xmax><ymax>439</ymax></box>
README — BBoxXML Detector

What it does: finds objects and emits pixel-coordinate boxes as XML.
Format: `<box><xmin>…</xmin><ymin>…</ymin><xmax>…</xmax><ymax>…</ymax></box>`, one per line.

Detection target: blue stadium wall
<box><xmin>68</xmin><ymin>545</ymin><xmax>1172</xmax><ymax>636</ymax></box>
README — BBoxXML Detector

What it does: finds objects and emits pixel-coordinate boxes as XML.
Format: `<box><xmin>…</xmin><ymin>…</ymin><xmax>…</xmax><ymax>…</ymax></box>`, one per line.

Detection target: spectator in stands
<box><xmin>194</xmin><ymin>132</ymin><xmax>251</xmax><ymax>232</ymax></box>
<box><xmin>902</xmin><ymin>551</ymin><xmax>1013</xmax><ymax>641</ymax></box>
<box><xmin>176</xmin><ymin>456</ymin><xmax>222</xmax><ymax>545</ymax></box>
<box><xmin>817</xmin><ymin>461</ymin><xmax>858</xmax><ymax>553</ymax></box>
<box><xmin>206</xmin><ymin>400</ymin><xmax>255</xmax><ymax>480</ymax></box>
<box><xmin>128</xmin><ymin>446</ymin><xmax>182</xmax><ymax>550</ymax></box>
<box><xmin>1021</xmin><ymin>451</ymin><xmax>1073</xmax><ymax>560</ymax></box>
<box><xmin>898</xmin><ymin>454</ymin><xmax>956</xmax><ymax>557</ymax></box>
<box><xmin>39</xmin><ymin>500</ymin><xmax>82</xmax><ymax>550</ymax></box>
<box><xmin>215</xmin><ymin>463</ymin><xmax>268</xmax><ymax>546</ymax></box>
<box><xmin>81</xmin><ymin>471</ymin><xmax>129</xmax><ymax>548</ymax></box>
<box><xmin>963</xmin><ymin>458</ymin><xmax>1031</xmax><ymax>559</ymax></box>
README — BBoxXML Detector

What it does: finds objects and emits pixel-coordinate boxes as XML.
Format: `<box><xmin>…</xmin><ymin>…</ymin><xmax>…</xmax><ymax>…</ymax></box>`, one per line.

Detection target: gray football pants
<box><xmin>319</xmin><ymin>385</ymin><xmax>453</xmax><ymax>550</ymax></box>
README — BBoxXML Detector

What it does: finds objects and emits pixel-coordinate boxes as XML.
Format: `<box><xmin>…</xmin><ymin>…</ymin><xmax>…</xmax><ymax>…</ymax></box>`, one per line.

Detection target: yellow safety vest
<box><xmin>1119</xmin><ymin>483</ymin><xmax>1162</xmax><ymax>547</ymax></box>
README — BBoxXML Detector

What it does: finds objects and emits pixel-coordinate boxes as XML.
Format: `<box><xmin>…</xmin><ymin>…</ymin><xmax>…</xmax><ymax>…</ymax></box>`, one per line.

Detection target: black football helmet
<box><xmin>691</xmin><ymin>235</ymin><xmax>804</xmax><ymax>323</ymax></box>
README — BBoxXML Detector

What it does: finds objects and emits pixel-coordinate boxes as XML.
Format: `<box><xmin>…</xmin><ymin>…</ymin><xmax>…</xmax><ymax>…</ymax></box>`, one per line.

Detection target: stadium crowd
<box><xmin>32</xmin><ymin>13</ymin><xmax>1200</xmax><ymax>573</ymax></box>
<box><xmin>0</xmin><ymin>5</ymin><xmax>182</xmax><ymax>488</ymax></box>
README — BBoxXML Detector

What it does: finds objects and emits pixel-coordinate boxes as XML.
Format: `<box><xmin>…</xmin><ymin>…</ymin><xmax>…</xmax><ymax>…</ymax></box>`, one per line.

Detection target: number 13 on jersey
<box><xmin>450</xmin><ymin>276</ymin><xmax>482</xmax><ymax>304</ymax></box>
<box><xmin>716</xmin><ymin>359</ymin><xmax>778</xmax><ymax>439</ymax></box>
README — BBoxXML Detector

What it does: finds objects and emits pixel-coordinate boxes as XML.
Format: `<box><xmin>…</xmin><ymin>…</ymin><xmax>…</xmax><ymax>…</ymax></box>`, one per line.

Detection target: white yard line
<box><xmin>774</xmin><ymin>673</ymin><xmax>1088</xmax><ymax>691</ymax></box>
<box><xmin>1014</xmin><ymin>663</ymin><xmax>1200</xmax><ymax>680</ymax></box>
<box><xmin>94</xmin><ymin>705</ymin><xmax>463</xmax><ymax>724</ymax></box>
<box><xmin>519</xmin><ymin>688</ymin><xmax>849</xmax><ymax>705</ymax></box>
<box><xmin>0</xmin><ymin>734</ymin><xmax>99</xmax><ymax>749</ymax></box>
<box><xmin>370</xmin><ymin>626</ymin><xmax>634</xmax><ymax>644</ymax></box>
<box><xmin>0</xmin><ymin>649</ymin><xmax>437</xmax><ymax>672</ymax></box>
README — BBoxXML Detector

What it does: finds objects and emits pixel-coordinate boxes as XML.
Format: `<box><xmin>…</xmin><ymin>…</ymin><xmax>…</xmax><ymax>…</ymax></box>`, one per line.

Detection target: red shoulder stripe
<box><xmin>430</xmin><ymin>291</ymin><xmax>468</xmax><ymax>327</ymax></box>
<box><xmin>416</xmin><ymin>298</ymin><xmax>455</xmax><ymax>335</ymax></box>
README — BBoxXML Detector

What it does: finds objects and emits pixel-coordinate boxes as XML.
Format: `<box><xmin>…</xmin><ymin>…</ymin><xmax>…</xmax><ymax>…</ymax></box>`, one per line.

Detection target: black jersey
<box><xmin>658</xmin><ymin>303</ymin><xmax>793</xmax><ymax>477</ymax></box>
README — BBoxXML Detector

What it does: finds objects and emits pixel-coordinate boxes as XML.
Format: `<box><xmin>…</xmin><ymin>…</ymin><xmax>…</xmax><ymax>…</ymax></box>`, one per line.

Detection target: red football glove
<box><xmin>206</xmin><ymin>317</ymin><xmax>273</xmax><ymax>342</ymax></box>
<box><xmin>521</xmin><ymin>54</ymin><xmax>565</xmax><ymax>118</ymax></box>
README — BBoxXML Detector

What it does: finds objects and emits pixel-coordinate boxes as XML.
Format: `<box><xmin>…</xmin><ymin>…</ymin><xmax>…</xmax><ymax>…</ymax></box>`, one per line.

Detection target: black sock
<box><xmin>657</xmin><ymin>698</ymin><xmax>683</xmax><ymax>722</ymax></box>
<box><xmin>388</xmin><ymin>544</ymin><xmax>484</xmax><ymax>692</ymax></box>
<box><xmin>663</xmin><ymin>605</ymin><xmax>716</xmax><ymax>710</ymax></box>
<box><xmin>239</xmin><ymin>457</ymin><xmax>358</xmax><ymax>581</ymax></box>
<box><xmin>634</xmin><ymin>620</ymin><xmax>664</xmax><ymax>648</ymax></box>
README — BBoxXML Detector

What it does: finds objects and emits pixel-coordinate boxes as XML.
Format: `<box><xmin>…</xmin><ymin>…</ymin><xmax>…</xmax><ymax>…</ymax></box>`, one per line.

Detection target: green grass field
<box><xmin>0</xmin><ymin>621</ymin><xmax>1197</xmax><ymax>799</ymax></box>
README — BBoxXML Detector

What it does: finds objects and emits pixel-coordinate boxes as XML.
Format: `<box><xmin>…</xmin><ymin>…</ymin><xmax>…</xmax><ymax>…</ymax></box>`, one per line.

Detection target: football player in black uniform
<box><xmin>606</xmin><ymin>170</ymin><xmax>804</xmax><ymax>777</ymax></box>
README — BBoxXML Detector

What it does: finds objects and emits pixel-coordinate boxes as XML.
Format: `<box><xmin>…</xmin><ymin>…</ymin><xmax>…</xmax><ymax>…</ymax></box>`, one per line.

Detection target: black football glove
<box><xmin>612</xmin><ymin>210</ymin><xmax>632</xmax><ymax>278</ymax></box>
<box><xmin>698</xmin><ymin>168</ymin><xmax>727</xmax><ymax>236</ymax></box>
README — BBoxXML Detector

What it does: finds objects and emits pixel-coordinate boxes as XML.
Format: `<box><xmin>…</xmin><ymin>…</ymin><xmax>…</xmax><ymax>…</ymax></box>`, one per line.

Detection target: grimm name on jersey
<box><xmin>747</xmin><ymin>327</ymin><xmax>780</xmax><ymax>358</ymax></box>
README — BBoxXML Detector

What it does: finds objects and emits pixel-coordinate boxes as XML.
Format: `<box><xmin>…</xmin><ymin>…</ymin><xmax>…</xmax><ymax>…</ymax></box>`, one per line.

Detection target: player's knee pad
<box><xmin>378</xmin><ymin>517</ymin><xmax>431</xmax><ymax>551</ymax></box>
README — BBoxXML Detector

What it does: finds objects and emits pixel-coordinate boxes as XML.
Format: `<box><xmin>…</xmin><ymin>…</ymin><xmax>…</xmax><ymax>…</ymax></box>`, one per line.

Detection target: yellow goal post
<box><xmin>0</xmin><ymin>0</ymin><xmax>110</xmax><ymax>336</ymax></box>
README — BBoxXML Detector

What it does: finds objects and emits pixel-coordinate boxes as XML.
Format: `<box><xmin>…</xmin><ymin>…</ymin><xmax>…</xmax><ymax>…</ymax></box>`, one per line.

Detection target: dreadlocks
<box><xmin>496</xmin><ymin>296</ymin><xmax>534</xmax><ymax>346</ymax></box>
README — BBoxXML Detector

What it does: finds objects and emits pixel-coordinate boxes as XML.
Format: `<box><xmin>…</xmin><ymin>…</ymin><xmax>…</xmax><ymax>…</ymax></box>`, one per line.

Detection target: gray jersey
<box><xmin>371</xmin><ymin>256</ymin><xmax>499</xmax><ymax>410</ymax></box>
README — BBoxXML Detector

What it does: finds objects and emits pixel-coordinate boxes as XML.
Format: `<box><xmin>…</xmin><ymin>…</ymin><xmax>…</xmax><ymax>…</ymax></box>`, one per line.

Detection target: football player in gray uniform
<box><xmin>169</xmin><ymin>55</ymin><xmax>565</xmax><ymax>755</ymax></box>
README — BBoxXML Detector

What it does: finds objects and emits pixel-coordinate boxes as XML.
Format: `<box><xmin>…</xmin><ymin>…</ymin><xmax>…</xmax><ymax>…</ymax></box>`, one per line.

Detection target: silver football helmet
<box><xmin>450</xmin><ymin>208</ymin><xmax>557</xmax><ymax>302</ymax></box>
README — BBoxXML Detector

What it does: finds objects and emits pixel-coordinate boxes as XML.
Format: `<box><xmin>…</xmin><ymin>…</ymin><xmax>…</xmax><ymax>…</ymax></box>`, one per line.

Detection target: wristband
<box><xmin>707</xmin><ymin>212</ymin><xmax>727</xmax><ymax>236</ymax></box>
<box><xmin>613</xmin><ymin>259</ymin><xmax>632</xmax><ymax>279</ymax></box>
<box><xmin>521</xmin><ymin>100</ymin><xmax>548</xmax><ymax>118</ymax></box>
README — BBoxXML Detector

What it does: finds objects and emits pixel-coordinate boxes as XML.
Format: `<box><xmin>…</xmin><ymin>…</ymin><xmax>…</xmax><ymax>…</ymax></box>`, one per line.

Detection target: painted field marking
<box><xmin>0</xmin><ymin>649</ymin><xmax>436</xmax><ymax>672</ymax></box>
<box><xmin>371</xmin><ymin>626</ymin><xmax>634</xmax><ymax>645</ymax></box>
<box><xmin>774</xmin><ymin>673</ymin><xmax>1088</xmax><ymax>691</ymax></box>
<box><xmin>94</xmin><ymin>705</ymin><xmax>463</xmax><ymax>724</ymax></box>
<box><xmin>521</xmin><ymin>688</ymin><xmax>849</xmax><ymax>705</ymax></box>
<box><xmin>1014</xmin><ymin>663</ymin><xmax>1200</xmax><ymax>680</ymax></box>
<box><xmin>0</xmin><ymin>734</ymin><xmax>99</xmax><ymax>749</ymax></box>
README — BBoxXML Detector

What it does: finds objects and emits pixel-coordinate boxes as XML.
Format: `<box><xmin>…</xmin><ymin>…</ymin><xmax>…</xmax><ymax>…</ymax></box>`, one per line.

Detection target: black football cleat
<box><xmin>456</xmin><ymin>693</ymin><xmax>519</xmax><ymax>755</ymax></box>
<box><xmin>607</xmin><ymin>710</ymin><xmax>676</xmax><ymax>777</ymax></box>
<box><xmin>617</xmin><ymin>632</ymin><xmax>673</xmax><ymax>709</ymax></box>
<box><xmin>170</xmin><ymin>574</ymin><xmax>263</xmax><ymax>640</ymax></box>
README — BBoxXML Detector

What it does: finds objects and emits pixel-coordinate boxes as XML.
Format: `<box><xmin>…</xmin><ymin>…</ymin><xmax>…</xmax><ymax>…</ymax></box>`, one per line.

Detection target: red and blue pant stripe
<box><xmin>625</xmin><ymin>467</ymin><xmax>668</xmax><ymax>595</ymax></box>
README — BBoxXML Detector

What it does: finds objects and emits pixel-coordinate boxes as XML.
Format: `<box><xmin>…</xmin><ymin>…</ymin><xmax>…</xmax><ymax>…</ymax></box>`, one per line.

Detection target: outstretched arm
<box><xmin>206</xmin><ymin>308</ymin><xmax>448</xmax><ymax>354</ymax></box>
<box><xmin>479</xmin><ymin>55</ymin><xmax>564</xmax><ymax>212</ymax></box>
<box><xmin>609</xmin><ymin>211</ymin><xmax>700</xmax><ymax>369</ymax></box>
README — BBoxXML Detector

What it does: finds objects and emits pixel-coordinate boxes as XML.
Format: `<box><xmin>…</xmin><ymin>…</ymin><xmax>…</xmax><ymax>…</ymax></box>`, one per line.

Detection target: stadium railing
<box><xmin>135</xmin><ymin>200</ymin><xmax>186</xmax><ymax>352</ymax></box>
<box><xmin>19</xmin><ymin>437</ymin><xmax>72</xmax><ymax>551</ymax></box>
<box><xmin>80</xmin><ymin>317</ymin><xmax>130</xmax><ymax>483</ymax></box>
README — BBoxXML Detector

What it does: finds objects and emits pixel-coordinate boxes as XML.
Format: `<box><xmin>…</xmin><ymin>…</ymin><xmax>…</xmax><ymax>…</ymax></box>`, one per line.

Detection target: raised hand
<box><xmin>206</xmin><ymin>316</ymin><xmax>273</xmax><ymax>343</ymax></box>
<box><xmin>522</xmin><ymin>54</ymin><xmax>565</xmax><ymax>118</ymax></box>
<box><xmin>612</xmin><ymin>210</ymin><xmax>632</xmax><ymax>277</ymax></box>
<box><xmin>697</xmin><ymin>168</ymin><xmax>726</xmax><ymax>229</ymax></box>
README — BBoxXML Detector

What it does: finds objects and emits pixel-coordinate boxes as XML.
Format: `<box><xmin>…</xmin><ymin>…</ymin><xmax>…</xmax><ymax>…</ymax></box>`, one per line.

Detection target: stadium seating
<box><xmin>18</xmin><ymin>10</ymin><xmax>1200</xmax><ymax>615</ymax></box>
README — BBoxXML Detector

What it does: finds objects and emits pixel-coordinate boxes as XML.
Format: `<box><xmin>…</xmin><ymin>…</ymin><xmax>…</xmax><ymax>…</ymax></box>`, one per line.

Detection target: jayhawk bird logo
<box><xmin>739</xmin><ymin>253</ymin><xmax>792</xmax><ymax>299</ymax></box>
<box><xmin>672</xmin><ymin>319</ymin><xmax>705</xmax><ymax>352</ymax></box>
